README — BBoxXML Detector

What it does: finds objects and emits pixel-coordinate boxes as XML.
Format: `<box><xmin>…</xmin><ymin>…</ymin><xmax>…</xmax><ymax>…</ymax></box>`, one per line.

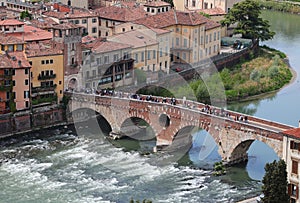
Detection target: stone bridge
<box><xmin>67</xmin><ymin>92</ymin><xmax>294</xmax><ymax>165</ymax></box>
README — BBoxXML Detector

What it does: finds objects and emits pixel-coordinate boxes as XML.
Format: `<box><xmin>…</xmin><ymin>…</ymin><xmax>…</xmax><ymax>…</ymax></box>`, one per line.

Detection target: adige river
<box><xmin>0</xmin><ymin>10</ymin><xmax>300</xmax><ymax>202</ymax></box>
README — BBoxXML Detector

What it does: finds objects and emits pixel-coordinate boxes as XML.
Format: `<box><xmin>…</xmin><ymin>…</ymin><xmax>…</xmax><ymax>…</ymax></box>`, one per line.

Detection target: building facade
<box><xmin>0</xmin><ymin>33</ymin><xmax>31</xmax><ymax>113</ymax></box>
<box><xmin>26</xmin><ymin>43</ymin><xmax>64</xmax><ymax>105</ymax></box>
<box><xmin>81</xmin><ymin>38</ymin><xmax>134</xmax><ymax>90</ymax></box>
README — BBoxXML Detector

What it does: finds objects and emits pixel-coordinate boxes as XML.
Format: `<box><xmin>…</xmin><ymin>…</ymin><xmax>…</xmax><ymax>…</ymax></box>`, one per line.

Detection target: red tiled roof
<box><xmin>94</xmin><ymin>6</ymin><xmax>147</xmax><ymax>22</ymax></box>
<box><xmin>205</xmin><ymin>19</ymin><xmax>221</xmax><ymax>30</ymax></box>
<box><xmin>144</xmin><ymin>1</ymin><xmax>171</xmax><ymax>7</ymax></box>
<box><xmin>0</xmin><ymin>51</ymin><xmax>31</xmax><ymax>69</ymax></box>
<box><xmin>52</xmin><ymin>22</ymin><xmax>84</xmax><ymax>30</ymax></box>
<box><xmin>134</xmin><ymin>10</ymin><xmax>208</xmax><ymax>28</ymax></box>
<box><xmin>196</xmin><ymin>8</ymin><xmax>226</xmax><ymax>16</ymax></box>
<box><xmin>0</xmin><ymin>19</ymin><xmax>24</xmax><ymax>26</ymax></box>
<box><xmin>283</xmin><ymin>128</ymin><xmax>300</xmax><ymax>139</ymax></box>
<box><xmin>43</xmin><ymin>8</ymin><xmax>97</xmax><ymax>19</ymax></box>
<box><xmin>0</xmin><ymin>32</ymin><xmax>24</xmax><ymax>45</ymax></box>
<box><xmin>7</xmin><ymin>25</ymin><xmax>52</xmax><ymax>42</ymax></box>
<box><xmin>82</xmin><ymin>35</ymin><xmax>97</xmax><ymax>44</ymax></box>
<box><xmin>29</xmin><ymin>17</ymin><xmax>58</xmax><ymax>30</ymax></box>
<box><xmin>0</xmin><ymin>54</ymin><xmax>13</xmax><ymax>69</ymax></box>
<box><xmin>82</xmin><ymin>38</ymin><xmax>131</xmax><ymax>53</ymax></box>
<box><xmin>25</xmin><ymin>42</ymin><xmax>63</xmax><ymax>57</ymax></box>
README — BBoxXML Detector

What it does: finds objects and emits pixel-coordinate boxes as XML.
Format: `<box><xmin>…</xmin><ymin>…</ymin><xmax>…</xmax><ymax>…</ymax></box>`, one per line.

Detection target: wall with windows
<box><xmin>283</xmin><ymin>136</ymin><xmax>300</xmax><ymax>203</ymax></box>
<box><xmin>28</xmin><ymin>54</ymin><xmax>64</xmax><ymax>103</ymax></box>
<box><xmin>204</xmin><ymin>27</ymin><xmax>221</xmax><ymax>58</ymax></box>
<box><xmin>12</xmin><ymin>67</ymin><xmax>30</xmax><ymax>110</ymax></box>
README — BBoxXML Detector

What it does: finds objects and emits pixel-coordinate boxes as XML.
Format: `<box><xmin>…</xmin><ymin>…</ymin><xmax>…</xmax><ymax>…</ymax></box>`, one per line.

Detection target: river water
<box><xmin>0</xmin><ymin>10</ymin><xmax>299</xmax><ymax>203</ymax></box>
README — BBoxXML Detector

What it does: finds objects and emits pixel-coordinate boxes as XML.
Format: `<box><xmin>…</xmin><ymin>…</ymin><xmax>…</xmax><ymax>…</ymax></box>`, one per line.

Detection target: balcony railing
<box><xmin>38</xmin><ymin>74</ymin><xmax>56</xmax><ymax>80</ymax></box>
<box><xmin>32</xmin><ymin>84</ymin><xmax>57</xmax><ymax>93</ymax></box>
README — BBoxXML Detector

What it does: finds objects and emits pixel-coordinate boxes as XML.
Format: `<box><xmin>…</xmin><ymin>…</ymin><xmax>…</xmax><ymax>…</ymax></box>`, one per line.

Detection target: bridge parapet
<box><xmin>67</xmin><ymin>92</ymin><xmax>294</xmax><ymax>164</ymax></box>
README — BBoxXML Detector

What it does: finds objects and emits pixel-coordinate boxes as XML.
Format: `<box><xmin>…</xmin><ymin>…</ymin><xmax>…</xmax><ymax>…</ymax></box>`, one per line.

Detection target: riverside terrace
<box><xmin>66</xmin><ymin>91</ymin><xmax>297</xmax><ymax>166</ymax></box>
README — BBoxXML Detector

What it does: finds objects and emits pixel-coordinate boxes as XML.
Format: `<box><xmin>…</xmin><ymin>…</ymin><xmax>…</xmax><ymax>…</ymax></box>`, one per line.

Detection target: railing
<box><xmin>32</xmin><ymin>84</ymin><xmax>57</xmax><ymax>93</ymax></box>
<box><xmin>38</xmin><ymin>74</ymin><xmax>56</xmax><ymax>80</ymax></box>
<box><xmin>68</xmin><ymin>91</ymin><xmax>295</xmax><ymax>134</ymax></box>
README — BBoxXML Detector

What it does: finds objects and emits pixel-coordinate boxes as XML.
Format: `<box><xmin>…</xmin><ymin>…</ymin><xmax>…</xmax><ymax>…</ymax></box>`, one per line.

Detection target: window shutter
<box><xmin>291</xmin><ymin>141</ymin><xmax>294</xmax><ymax>149</ymax></box>
<box><xmin>288</xmin><ymin>184</ymin><xmax>292</xmax><ymax>195</ymax></box>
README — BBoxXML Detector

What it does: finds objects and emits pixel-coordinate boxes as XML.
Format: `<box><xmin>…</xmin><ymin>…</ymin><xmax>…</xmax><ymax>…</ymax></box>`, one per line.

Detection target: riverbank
<box><xmin>228</xmin><ymin>56</ymin><xmax>297</xmax><ymax>104</ymax></box>
<box><xmin>257</xmin><ymin>0</ymin><xmax>300</xmax><ymax>14</ymax></box>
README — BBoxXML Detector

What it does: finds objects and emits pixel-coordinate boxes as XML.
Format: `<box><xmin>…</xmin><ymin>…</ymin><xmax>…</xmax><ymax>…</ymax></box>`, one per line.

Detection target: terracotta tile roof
<box><xmin>0</xmin><ymin>19</ymin><xmax>24</xmax><ymax>26</ymax></box>
<box><xmin>7</xmin><ymin>25</ymin><xmax>52</xmax><ymax>42</ymax></box>
<box><xmin>52</xmin><ymin>22</ymin><xmax>84</xmax><ymax>30</ymax></box>
<box><xmin>0</xmin><ymin>51</ymin><xmax>31</xmax><ymax>69</ymax></box>
<box><xmin>134</xmin><ymin>10</ymin><xmax>208</xmax><ymax>28</ymax></box>
<box><xmin>196</xmin><ymin>8</ymin><xmax>226</xmax><ymax>16</ymax></box>
<box><xmin>82</xmin><ymin>38</ymin><xmax>132</xmax><ymax>53</ymax></box>
<box><xmin>108</xmin><ymin>30</ymin><xmax>158</xmax><ymax>48</ymax></box>
<box><xmin>0</xmin><ymin>54</ymin><xmax>13</xmax><ymax>69</ymax></box>
<box><xmin>148</xmin><ymin>26</ymin><xmax>171</xmax><ymax>34</ymax></box>
<box><xmin>94</xmin><ymin>6</ymin><xmax>147</xmax><ymax>22</ymax></box>
<box><xmin>29</xmin><ymin>17</ymin><xmax>58</xmax><ymax>30</ymax></box>
<box><xmin>0</xmin><ymin>32</ymin><xmax>24</xmax><ymax>45</ymax></box>
<box><xmin>144</xmin><ymin>1</ymin><xmax>171</xmax><ymax>7</ymax></box>
<box><xmin>283</xmin><ymin>128</ymin><xmax>300</xmax><ymax>139</ymax></box>
<box><xmin>43</xmin><ymin>8</ymin><xmax>97</xmax><ymax>19</ymax></box>
<box><xmin>205</xmin><ymin>19</ymin><xmax>221</xmax><ymax>30</ymax></box>
<box><xmin>82</xmin><ymin>35</ymin><xmax>97</xmax><ymax>44</ymax></box>
<box><xmin>25</xmin><ymin>42</ymin><xmax>63</xmax><ymax>57</ymax></box>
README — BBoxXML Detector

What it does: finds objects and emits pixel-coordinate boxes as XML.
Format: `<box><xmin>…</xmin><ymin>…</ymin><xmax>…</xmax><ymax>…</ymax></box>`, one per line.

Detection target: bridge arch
<box><xmin>70</xmin><ymin>107</ymin><xmax>112</xmax><ymax>135</ymax></box>
<box><xmin>120</xmin><ymin>117</ymin><xmax>156</xmax><ymax>141</ymax></box>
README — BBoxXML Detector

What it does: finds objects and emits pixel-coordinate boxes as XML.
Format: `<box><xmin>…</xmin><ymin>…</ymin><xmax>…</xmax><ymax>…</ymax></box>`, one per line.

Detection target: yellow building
<box><xmin>26</xmin><ymin>43</ymin><xmax>64</xmax><ymax>105</ymax></box>
<box><xmin>135</xmin><ymin>10</ymin><xmax>221</xmax><ymax>65</ymax></box>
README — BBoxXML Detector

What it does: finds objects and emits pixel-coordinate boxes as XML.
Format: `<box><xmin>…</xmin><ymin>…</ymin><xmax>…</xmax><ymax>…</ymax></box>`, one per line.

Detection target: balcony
<box><xmin>38</xmin><ymin>74</ymin><xmax>56</xmax><ymax>80</ymax></box>
<box><xmin>32</xmin><ymin>84</ymin><xmax>57</xmax><ymax>94</ymax></box>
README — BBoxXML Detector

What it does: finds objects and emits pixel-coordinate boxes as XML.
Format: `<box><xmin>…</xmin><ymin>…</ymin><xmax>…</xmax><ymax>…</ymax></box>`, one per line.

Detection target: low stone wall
<box><xmin>0</xmin><ymin>107</ymin><xmax>65</xmax><ymax>138</ymax></box>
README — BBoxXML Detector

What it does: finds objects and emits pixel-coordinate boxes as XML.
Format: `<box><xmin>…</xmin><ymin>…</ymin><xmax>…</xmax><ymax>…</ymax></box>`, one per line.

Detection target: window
<box><xmin>159</xmin><ymin>48</ymin><xmax>162</xmax><ymax>57</ymax></box>
<box><xmin>147</xmin><ymin>8</ymin><xmax>150</xmax><ymax>12</ymax></box>
<box><xmin>59</xmin><ymin>81</ymin><xmax>62</xmax><ymax>85</ymax></box>
<box><xmin>17</xmin><ymin>44</ymin><xmax>23</xmax><ymax>51</ymax></box>
<box><xmin>141</xmin><ymin>52</ymin><xmax>144</xmax><ymax>62</ymax></box>
<box><xmin>147</xmin><ymin>50</ymin><xmax>151</xmax><ymax>60</ymax></box>
<box><xmin>209</xmin><ymin>33</ymin><xmax>212</xmax><ymax>42</ymax></box>
<box><xmin>176</xmin><ymin>52</ymin><xmax>180</xmax><ymax>59</ymax></box>
<box><xmin>82</xmin><ymin>19</ymin><xmax>87</xmax><ymax>24</ymax></box>
<box><xmin>176</xmin><ymin>38</ymin><xmax>179</xmax><ymax>46</ymax></box>
<box><xmin>184</xmin><ymin>39</ymin><xmax>187</xmax><ymax>47</ymax></box>
<box><xmin>41</xmin><ymin>60</ymin><xmax>45</xmax><ymax>65</ymax></box>
<box><xmin>201</xmin><ymin>36</ymin><xmax>203</xmax><ymax>45</ymax></box>
<box><xmin>214</xmin><ymin>32</ymin><xmax>216</xmax><ymax>41</ymax></box>
<box><xmin>206</xmin><ymin>35</ymin><xmax>208</xmax><ymax>43</ymax></box>
<box><xmin>104</xmin><ymin>56</ymin><xmax>109</xmax><ymax>64</ymax></box>
<box><xmin>25</xmin><ymin>79</ymin><xmax>28</xmax><ymax>85</ymax></box>
<box><xmin>24</xmin><ymin>91</ymin><xmax>29</xmax><ymax>99</ymax></box>
<box><xmin>165</xmin><ymin>46</ymin><xmax>168</xmax><ymax>56</ymax></box>
<box><xmin>192</xmin><ymin>0</ymin><xmax>196</xmax><ymax>7</ymax></box>
<box><xmin>12</xmin><ymin>69</ymin><xmax>15</xmax><ymax>76</ymax></box>
<box><xmin>50</xmin><ymin>59</ymin><xmax>53</xmax><ymax>64</ymax></box>
<box><xmin>92</xmin><ymin>18</ymin><xmax>97</xmax><ymax>23</ymax></box>
<box><xmin>158</xmin><ymin>8</ymin><xmax>160</xmax><ymax>13</ymax></box>
<box><xmin>8</xmin><ymin>45</ymin><xmax>13</xmax><ymax>51</ymax></box>
<box><xmin>74</xmin><ymin>20</ymin><xmax>79</xmax><ymax>24</ymax></box>
<box><xmin>292</xmin><ymin>160</ymin><xmax>298</xmax><ymax>174</ymax></box>
<box><xmin>12</xmin><ymin>80</ymin><xmax>15</xmax><ymax>86</ymax></box>
<box><xmin>92</xmin><ymin>27</ymin><xmax>97</xmax><ymax>33</ymax></box>
<box><xmin>25</xmin><ymin>101</ymin><xmax>29</xmax><ymax>108</ymax></box>
<box><xmin>106</xmin><ymin>21</ymin><xmax>109</xmax><ymax>27</ymax></box>
<box><xmin>153</xmin><ymin>50</ymin><xmax>156</xmax><ymax>59</ymax></box>
<box><xmin>92</xmin><ymin>70</ymin><xmax>96</xmax><ymax>76</ymax></box>
<box><xmin>122</xmin><ymin>28</ymin><xmax>125</xmax><ymax>32</ymax></box>
<box><xmin>184</xmin><ymin>28</ymin><xmax>187</xmax><ymax>33</ymax></box>
<box><xmin>183</xmin><ymin>53</ymin><xmax>186</xmax><ymax>60</ymax></box>
<box><xmin>135</xmin><ymin>53</ymin><xmax>138</xmax><ymax>62</ymax></box>
<box><xmin>218</xmin><ymin>31</ymin><xmax>220</xmax><ymax>40</ymax></box>
<box><xmin>113</xmin><ymin>54</ymin><xmax>119</xmax><ymax>61</ymax></box>
<box><xmin>291</xmin><ymin>141</ymin><xmax>300</xmax><ymax>150</ymax></box>
<box><xmin>25</xmin><ymin>69</ymin><xmax>29</xmax><ymax>75</ymax></box>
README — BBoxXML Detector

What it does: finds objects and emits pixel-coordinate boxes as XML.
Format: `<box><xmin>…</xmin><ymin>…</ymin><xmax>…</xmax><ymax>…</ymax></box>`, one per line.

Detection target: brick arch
<box><xmin>119</xmin><ymin>116</ymin><xmax>156</xmax><ymax>141</ymax></box>
<box><xmin>69</xmin><ymin>107</ymin><xmax>113</xmax><ymax>134</ymax></box>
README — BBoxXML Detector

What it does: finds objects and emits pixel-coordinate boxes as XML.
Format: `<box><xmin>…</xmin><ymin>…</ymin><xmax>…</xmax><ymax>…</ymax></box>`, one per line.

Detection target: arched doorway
<box><xmin>68</xmin><ymin>78</ymin><xmax>78</xmax><ymax>91</ymax></box>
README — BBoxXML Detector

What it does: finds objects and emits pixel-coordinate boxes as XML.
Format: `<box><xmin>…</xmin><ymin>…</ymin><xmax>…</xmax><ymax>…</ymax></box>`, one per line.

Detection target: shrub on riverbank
<box><xmin>256</xmin><ymin>0</ymin><xmax>300</xmax><ymax>13</ymax></box>
<box><xmin>138</xmin><ymin>47</ymin><xmax>292</xmax><ymax>103</ymax></box>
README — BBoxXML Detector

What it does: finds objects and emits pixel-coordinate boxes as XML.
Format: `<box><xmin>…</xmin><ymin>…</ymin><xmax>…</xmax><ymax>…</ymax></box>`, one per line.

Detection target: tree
<box><xmin>20</xmin><ymin>10</ymin><xmax>32</xmax><ymax>20</ymax></box>
<box><xmin>262</xmin><ymin>159</ymin><xmax>289</xmax><ymax>203</ymax></box>
<box><xmin>162</xmin><ymin>0</ymin><xmax>174</xmax><ymax>8</ymax></box>
<box><xmin>221</xmin><ymin>0</ymin><xmax>275</xmax><ymax>44</ymax></box>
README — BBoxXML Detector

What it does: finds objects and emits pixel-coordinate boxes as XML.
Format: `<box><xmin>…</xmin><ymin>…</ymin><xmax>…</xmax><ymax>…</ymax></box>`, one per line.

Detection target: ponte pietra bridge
<box><xmin>67</xmin><ymin>92</ymin><xmax>295</xmax><ymax>165</ymax></box>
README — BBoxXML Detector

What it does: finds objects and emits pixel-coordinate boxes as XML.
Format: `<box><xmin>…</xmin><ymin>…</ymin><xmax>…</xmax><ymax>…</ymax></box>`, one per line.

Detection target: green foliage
<box><xmin>221</xmin><ymin>0</ymin><xmax>275</xmax><ymax>43</ymax></box>
<box><xmin>213</xmin><ymin>161</ymin><xmax>226</xmax><ymax>176</ymax></box>
<box><xmin>32</xmin><ymin>95</ymin><xmax>57</xmax><ymax>105</ymax></box>
<box><xmin>256</xmin><ymin>0</ymin><xmax>300</xmax><ymax>13</ymax></box>
<box><xmin>162</xmin><ymin>0</ymin><xmax>174</xmax><ymax>7</ymax></box>
<box><xmin>20</xmin><ymin>10</ymin><xmax>32</xmax><ymax>20</ymax></box>
<box><xmin>9</xmin><ymin>101</ymin><xmax>16</xmax><ymax>113</ymax></box>
<box><xmin>250</xmin><ymin>69</ymin><xmax>261</xmax><ymax>82</ymax></box>
<box><xmin>134</xmin><ymin>69</ymin><xmax>147</xmax><ymax>84</ymax></box>
<box><xmin>262</xmin><ymin>159</ymin><xmax>289</xmax><ymax>203</ymax></box>
<box><xmin>199</xmin><ymin>12</ymin><xmax>211</xmax><ymax>19</ymax></box>
<box><xmin>268</xmin><ymin>65</ymin><xmax>279</xmax><ymax>79</ymax></box>
<box><xmin>129</xmin><ymin>198</ymin><xmax>152</xmax><ymax>203</ymax></box>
